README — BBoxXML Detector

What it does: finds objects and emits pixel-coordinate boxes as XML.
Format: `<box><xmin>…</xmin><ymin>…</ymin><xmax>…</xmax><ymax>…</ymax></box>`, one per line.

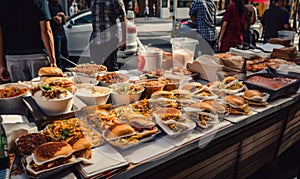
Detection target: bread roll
<box><xmin>188</xmin><ymin>101</ymin><xmax>215</xmax><ymax>112</ymax></box>
<box><xmin>33</xmin><ymin>141</ymin><xmax>73</xmax><ymax>162</ymax></box>
<box><xmin>66</xmin><ymin>134</ymin><xmax>92</xmax><ymax>152</ymax></box>
<box><xmin>244</xmin><ymin>90</ymin><xmax>263</xmax><ymax>99</ymax></box>
<box><xmin>106</xmin><ymin>124</ymin><xmax>135</xmax><ymax>139</ymax></box>
<box><xmin>225</xmin><ymin>95</ymin><xmax>245</xmax><ymax>107</ymax></box>
<box><xmin>38</xmin><ymin>67</ymin><xmax>63</xmax><ymax>77</ymax></box>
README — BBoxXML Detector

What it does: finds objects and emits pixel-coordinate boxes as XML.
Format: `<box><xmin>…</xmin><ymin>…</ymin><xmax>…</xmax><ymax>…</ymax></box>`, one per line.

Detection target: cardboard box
<box><xmin>268</xmin><ymin>38</ymin><xmax>291</xmax><ymax>47</ymax></box>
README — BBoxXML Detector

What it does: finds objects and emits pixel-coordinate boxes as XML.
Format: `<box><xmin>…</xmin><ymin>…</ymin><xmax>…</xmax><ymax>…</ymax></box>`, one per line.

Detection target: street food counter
<box><xmin>1</xmin><ymin>63</ymin><xmax>300</xmax><ymax>178</ymax></box>
<box><xmin>5</xmin><ymin>93</ymin><xmax>299</xmax><ymax>179</ymax></box>
<box><xmin>112</xmin><ymin>94</ymin><xmax>300</xmax><ymax>178</ymax></box>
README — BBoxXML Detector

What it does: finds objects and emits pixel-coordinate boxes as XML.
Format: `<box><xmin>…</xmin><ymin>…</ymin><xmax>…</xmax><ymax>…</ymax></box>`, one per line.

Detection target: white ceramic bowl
<box><xmin>110</xmin><ymin>83</ymin><xmax>144</xmax><ymax>105</ymax></box>
<box><xmin>32</xmin><ymin>90</ymin><xmax>74</xmax><ymax>116</ymax></box>
<box><xmin>75</xmin><ymin>86</ymin><xmax>112</xmax><ymax>106</ymax></box>
<box><xmin>74</xmin><ymin>73</ymin><xmax>97</xmax><ymax>84</ymax></box>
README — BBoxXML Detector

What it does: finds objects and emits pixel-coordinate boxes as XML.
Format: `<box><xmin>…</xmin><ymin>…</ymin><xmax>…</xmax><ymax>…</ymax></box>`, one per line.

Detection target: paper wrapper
<box><xmin>187</xmin><ymin>54</ymin><xmax>242</xmax><ymax>81</ymax></box>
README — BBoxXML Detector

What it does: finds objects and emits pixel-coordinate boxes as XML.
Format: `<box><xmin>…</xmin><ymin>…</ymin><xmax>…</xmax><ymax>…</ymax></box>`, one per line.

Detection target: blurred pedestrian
<box><xmin>49</xmin><ymin>0</ymin><xmax>70</xmax><ymax>71</ymax></box>
<box><xmin>189</xmin><ymin>0</ymin><xmax>218</xmax><ymax>50</ymax></box>
<box><xmin>261</xmin><ymin>0</ymin><xmax>291</xmax><ymax>43</ymax></box>
<box><xmin>135</xmin><ymin>4</ymin><xmax>139</xmax><ymax>16</ymax></box>
<box><xmin>218</xmin><ymin>0</ymin><xmax>248</xmax><ymax>52</ymax></box>
<box><xmin>89</xmin><ymin>0</ymin><xmax>127</xmax><ymax>71</ymax></box>
<box><xmin>144</xmin><ymin>6</ymin><xmax>149</xmax><ymax>20</ymax></box>
<box><xmin>0</xmin><ymin>0</ymin><xmax>56</xmax><ymax>82</ymax></box>
<box><xmin>152</xmin><ymin>4</ymin><xmax>156</xmax><ymax>17</ymax></box>
<box><xmin>243</xmin><ymin>0</ymin><xmax>257</xmax><ymax>46</ymax></box>
<box><xmin>69</xmin><ymin>0</ymin><xmax>79</xmax><ymax>16</ymax></box>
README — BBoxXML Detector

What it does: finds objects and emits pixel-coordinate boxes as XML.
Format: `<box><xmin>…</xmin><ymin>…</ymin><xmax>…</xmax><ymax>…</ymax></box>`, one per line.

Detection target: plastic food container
<box><xmin>137</xmin><ymin>47</ymin><xmax>163</xmax><ymax>72</ymax></box>
<box><xmin>170</xmin><ymin>37</ymin><xmax>198</xmax><ymax>67</ymax></box>
<box><xmin>110</xmin><ymin>83</ymin><xmax>144</xmax><ymax>105</ymax></box>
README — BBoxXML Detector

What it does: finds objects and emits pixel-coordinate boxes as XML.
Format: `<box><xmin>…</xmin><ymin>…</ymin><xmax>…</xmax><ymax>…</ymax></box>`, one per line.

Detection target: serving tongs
<box><xmin>266</xmin><ymin>66</ymin><xmax>277</xmax><ymax>78</ymax></box>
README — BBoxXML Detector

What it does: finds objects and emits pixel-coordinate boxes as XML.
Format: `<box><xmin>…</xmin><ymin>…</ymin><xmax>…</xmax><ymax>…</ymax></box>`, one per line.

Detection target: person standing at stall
<box><xmin>189</xmin><ymin>0</ymin><xmax>218</xmax><ymax>50</ymax></box>
<box><xmin>243</xmin><ymin>0</ymin><xmax>257</xmax><ymax>46</ymax></box>
<box><xmin>89</xmin><ymin>0</ymin><xmax>127</xmax><ymax>71</ymax></box>
<box><xmin>0</xmin><ymin>0</ymin><xmax>57</xmax><ymax>82</ymax></box>
<box><xmin>49</xmin><ymin>0</ymin><xmax>70</xmax><ymax>71</ymax></box>
<box><xmin>261</xmin><ymin>0</ymin><xmax>291</xmax><ymax>44</ymax></box>
<box><xmin>218</xmin><ymin>0</ymin><xmax>248</xmax><ymax>53</ymax></box>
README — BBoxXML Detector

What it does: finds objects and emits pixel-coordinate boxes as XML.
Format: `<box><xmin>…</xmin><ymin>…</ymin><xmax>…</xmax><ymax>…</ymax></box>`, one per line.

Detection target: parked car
<box><xmin>171</xmin><ymin>10</ymin><xmax>263</xmax><ymax>42</ymax></box>
<box><xmin>64</xmin><ymin>9</ymin><xmax>138</xmax><ymax>58</ymax></box>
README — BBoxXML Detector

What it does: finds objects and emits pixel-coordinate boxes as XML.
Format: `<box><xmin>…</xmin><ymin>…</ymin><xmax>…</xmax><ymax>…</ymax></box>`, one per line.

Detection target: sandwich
<box><xmin>171</xmin><ymin>89</ymin><xmax>192</xmax><ymax>100</ymax></box>
<box><xmin>16</xmin><ymin>133</ymin><xmax>55</xmax><ymax>155</ymax></box>
<box><xmin>154</xmin><ymin>107</ymin><xmax>183</xmax><ymax>122</ymax></box>
<box><xmin>187</xmin><ymin>101</ymin><xmax>219</xmax><ymax>128</ymax></box>
<box><xmin>222</xmin><ymin>77</ymin><xmax>244</xmax><ymax>91</ymax></box>
<box><xmin>193</xmin><ymin>87</ymin><xmax>214</xmax><ymax>98</ymax></box>
<box><xmin>243</xmin><ymin>89</ymin><xmax>269</xmax><ymax>107</ymax></box>
<box><xmin>224</xmin><ymin>95</ymin><xmax>250</xmax><ymax>115</ymax></box>
<box><xmin>105</xmin><ymin>124</ymin><xmax>136</xmax><ymax>140</ymax></box>
<box><xmin>207</xmin><ymin>100</ymin><xmax>227</xmax><ymax>114</ymax></box>
<box><xmin>105</xmin><ymin>121</ymin><xmax>158</xmax><ymax>148</ymax></box>
<box><xmin>171</xmin><ymin>89</ymin><xmax>194</xmax><ymax>107</ymax></box>
<box><xmin>154</xmin><ymin>107</ymin><xmax>188</xmax><ymax>132</ymax></box>
<box><xmin>222</xmin><ymin>76</ymin><xmax>237</xmax><ymax>85</ymax></box>
<box><xmin>30</xmin><ymin>141</ymin><xmax>74</xmax><ymax>172</ymax></box>
<box><xmin>149</xmin><ymin>98</ymin><xmax>178</xmax><ymax>109</ymax></box>
<box><xmin>181</xmin><ymin>82</ymin><xmax>203</xmax><ymax>93</ymax></box>
<box><xmin>151</xmin><ymin>90</ymin><xmax>174</xmax><ymax>99</ymax></box>
<box><xmin>127</xmin><ymin>115</ymin><xmax>159</xmax><ymax>138</ymax></box>
<box><xmin>188</xmin><ymin>100</ymin><xmax>227</xmax><ymax>114</ymax></box>
<box><xmin>66</xmin><ymin>134</ymin><xmax>92</xmax><ymax>159</ymax></box>
<box><xmin>38</xmin><ymin>67</ymin><xmax>64</xmax><ymax>80</ymax></box>
<box><xmin>205</xmin><ymin>81</ymin><xmax>224</xmax><ymax>89</ymax></box>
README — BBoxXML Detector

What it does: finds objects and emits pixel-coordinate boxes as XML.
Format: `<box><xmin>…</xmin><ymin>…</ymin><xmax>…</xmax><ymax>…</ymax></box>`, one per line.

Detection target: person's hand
<box><xmin>57</xmin><ymin>12</ymin><xmax>65</xmax><ymax>17</ymax></box>
<box><xmin>119</xmin><ymin>41</ymin><xmax>126</xmax><ymax>51</ymax></box>
<box><xmin>0</xmin><ymin>66</ymin><xmax>10</xmax><ymax>82</ymax></box>
<box><xmin>218</xmin><ymin>40</ymin><xmax>222</xmax><ymax>52</ymax></box>
<box><xmin>50</xmin><ymin>63</ymin><xmax>57</xmax><ymax>67</ymax></box>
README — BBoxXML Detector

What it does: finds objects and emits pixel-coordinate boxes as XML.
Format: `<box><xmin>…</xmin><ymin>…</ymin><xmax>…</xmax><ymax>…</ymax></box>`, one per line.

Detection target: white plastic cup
<box><xmin>137</xmin><ymin>47</ymin><xmax>162</xmax><ymax>72</ymax></box>
<box><xmin>278</xmin><ymin>30</ymin><xmax>296</xmax><ymax>46</ymax></box>
<box><xmin>170</xmin><ymin>37</ymin><xmax>198</xmax><ymax>67</ymax></box>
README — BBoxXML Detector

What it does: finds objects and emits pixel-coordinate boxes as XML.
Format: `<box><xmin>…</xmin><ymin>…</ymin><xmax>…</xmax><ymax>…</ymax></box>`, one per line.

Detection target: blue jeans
<box><xmin>53</xmin><ymin>33</ymin><xmax>70</xmax><ymax>71</ymax></box>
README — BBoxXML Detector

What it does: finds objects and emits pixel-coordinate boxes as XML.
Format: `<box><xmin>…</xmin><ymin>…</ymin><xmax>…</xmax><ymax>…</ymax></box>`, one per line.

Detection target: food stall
<box><xmin>1</xmin><ymin>46</ymin><xmax>300</xmax><ymax>178</ymax></box>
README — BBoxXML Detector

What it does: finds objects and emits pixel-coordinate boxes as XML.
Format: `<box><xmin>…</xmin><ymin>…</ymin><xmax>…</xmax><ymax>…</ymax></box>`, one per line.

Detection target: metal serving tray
<box><xmin>244</xmin><ymin>70</ymin><xmax>300</xmax><ymax>101</ymax></box>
